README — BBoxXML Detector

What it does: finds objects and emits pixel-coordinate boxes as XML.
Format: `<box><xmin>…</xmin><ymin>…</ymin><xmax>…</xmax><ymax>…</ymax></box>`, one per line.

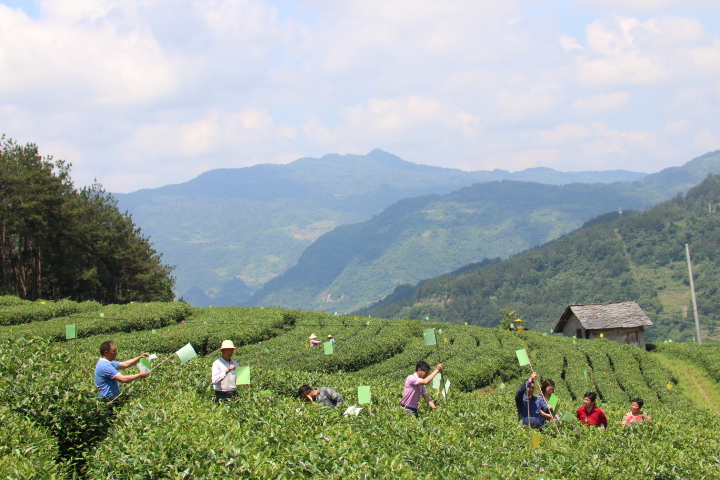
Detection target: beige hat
<box><xmin>327</xmin><ymin>335</ymin><xmax>333</xmax><ymax>338</ymax></box>
<box><xmin>219</xmin><ymin>340</ymin><xmax>238</xmax><ymax>350</ymax></box>
<box><xmin>309</xmin><ymin>334</ymin><xmax>317</xmax><ymax>340</ymax></box>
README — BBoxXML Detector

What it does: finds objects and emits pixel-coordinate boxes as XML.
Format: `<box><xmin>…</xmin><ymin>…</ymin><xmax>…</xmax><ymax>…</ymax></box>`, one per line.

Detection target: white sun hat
<box><xmin>309</xmin><ymin>334</ymin><xmax>317</xmax><ymax>340</ymax></box>
<box><xmin>219</xmin><ymin>340</ymin><xmax>238</xmax><ymax>350</ymax></box>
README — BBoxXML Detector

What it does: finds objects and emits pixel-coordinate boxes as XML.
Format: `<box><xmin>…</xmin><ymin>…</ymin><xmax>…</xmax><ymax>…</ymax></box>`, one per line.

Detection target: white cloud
<box><xmin>572</xmin><ymin>92</ymin><xmax>631</xmax><ymax>115</ymax></box>
<box><xmin>1</xmin><ymin>0</ymin><xmax>720</xmax><ymax>191</ymax></box>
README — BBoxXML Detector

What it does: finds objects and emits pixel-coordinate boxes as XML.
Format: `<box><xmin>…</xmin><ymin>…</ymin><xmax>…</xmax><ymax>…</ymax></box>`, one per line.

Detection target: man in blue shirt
<box><xmin>515</xmin><ymin>372</ymin><xmax>548</xmax><ymax>428</ymax></box>
<box><xmin>95</xmin><ymin>341</ymin><xmax>150</xmax><ymax>400</ymax></box>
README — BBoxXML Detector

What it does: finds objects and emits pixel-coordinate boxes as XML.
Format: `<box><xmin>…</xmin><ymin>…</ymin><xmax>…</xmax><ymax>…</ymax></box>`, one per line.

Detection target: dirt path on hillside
<box><xmin>654</xmin><ymin>353</ymin><xmax>720</xmax><ymax>415</ymax></box>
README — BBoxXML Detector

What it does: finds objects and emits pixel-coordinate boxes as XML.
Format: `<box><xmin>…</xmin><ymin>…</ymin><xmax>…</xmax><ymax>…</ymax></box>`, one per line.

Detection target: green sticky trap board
<box><xmin>324</xmin><ymin>341</ymin><xmax>334</xmax><ymax>355</ymax></box>
<box><xmin>560</xmin><ymin>411</ymin><xmax>576</xmax><ymax>422</ymax></box>
<box><xmin>260</xmin><ymin>390</ymin><xmax>273</xmax><ymax>396</ymax></box>
<box><xmin>264</xmin><ymin>347</ymin><xmax>270</xmax><ymax>353</ymax></box>
<box><xmin>583</xmin><ymin>370</ymin><xmax>588</xmax><ymax>381</ymax></box>
<box><xmin>515</xmin><ymin>348</ymin><xmax>530</xmax><ymax>366</ymax></box>
<box><xmin>499</xmin><ymin>383</ymin><xmax>506</xmax><ymax>389</ymax></box>
<box><xmin>99</xmin><ymin>312</ymin><xmax>105</xmax><ymax>318</ymax></box>
<box><xmin>358</xmin><ymin>385</ymin><xmax>371</xmax><ymax>404</ymax></box>
<box><xmin>438</xmin><ymin>328</ymin><xmax>443</xmax><ymax>334</ymax></box>
<box><xmin>432</xmin><ymin>373</ymin><xmax>442</xmax><ymax>389</ymax></box>
<box><xmin>152</xmin><ymin>329</ymin><xmax>156</xmax><ymax>334</ymax></box>
<box><xmin>423</xmin><ymin>328</ymin><xmax>437</xmax><ymax>346</ymax></box>
<box><xmin>176</xmin><ymin>343</ymin><xmax>197</xmax><ymax>364</ymax></box>
<box><xmin>65</xmin><ymin>324</ymin><xmax>76</xmax><ymax>340</ymax></box>
<box><xmin>139</xmin><ymin>358</ymin><xmax>151</xmax><ymax>370</ymax></box>
<box><xmin>443</xmin><ymin>379</ymin><xmax>451</xmax><ymax>398</ymax></box>
<box><xmin>237</xmin><ymin>366</ymin><xmax>251</xmax><ymax>385</ymax></box>
<box><xmin>548</xmin><ymin>393</ymin><xmax>558</xmax><ymax>409</ymax></box>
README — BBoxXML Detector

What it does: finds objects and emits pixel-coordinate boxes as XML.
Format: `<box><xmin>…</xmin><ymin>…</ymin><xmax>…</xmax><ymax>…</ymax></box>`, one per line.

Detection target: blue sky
<box><xmin>1</xmin><ymin>0</ymin><xmax>719</xmax><ymax>192</ymax></box>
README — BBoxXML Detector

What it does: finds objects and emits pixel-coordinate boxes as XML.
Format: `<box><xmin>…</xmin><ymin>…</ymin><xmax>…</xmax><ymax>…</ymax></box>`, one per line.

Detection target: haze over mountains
<box><xmin>115</xmin><ymin>149</ymin><xmax>646</xmax><ymax>305</ymax></box>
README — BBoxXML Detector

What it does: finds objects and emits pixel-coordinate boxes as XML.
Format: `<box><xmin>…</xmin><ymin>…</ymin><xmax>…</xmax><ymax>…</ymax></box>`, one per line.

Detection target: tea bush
<box><xmin>1</xmin><ymin>300</ymin><xmax>719</xmax><ymax>478</ymax></box>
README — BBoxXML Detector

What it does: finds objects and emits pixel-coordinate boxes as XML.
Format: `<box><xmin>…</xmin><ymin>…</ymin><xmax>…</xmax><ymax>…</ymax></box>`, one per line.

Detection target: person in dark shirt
<box><xmin>298</xmin><ymin>385</ymin><xmax>344</xmax><ymax>408</ymax></box>
<box><xmin>515</xmin><ymin>372</ymin><xmax>547</xmax><ymax>428</ymax></box>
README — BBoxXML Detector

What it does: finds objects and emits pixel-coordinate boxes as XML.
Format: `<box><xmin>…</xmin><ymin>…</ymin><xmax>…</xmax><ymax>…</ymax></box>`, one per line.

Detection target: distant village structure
<box><xmin>554</xmin><ymin>301</ymin><xmax>653</xmax><ymax>349</ymax></box>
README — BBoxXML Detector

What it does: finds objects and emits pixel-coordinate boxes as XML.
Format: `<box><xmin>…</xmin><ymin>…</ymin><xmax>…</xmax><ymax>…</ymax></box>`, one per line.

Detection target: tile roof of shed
<box><xmin>555</xmin><ymin>301</ymin><xmax>653</xmax><ymax>331</ymax></box>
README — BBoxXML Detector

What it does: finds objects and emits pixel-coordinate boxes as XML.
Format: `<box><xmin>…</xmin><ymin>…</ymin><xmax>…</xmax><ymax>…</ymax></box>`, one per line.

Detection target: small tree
<box><xmin>499</xmin><ymin>308</ymin><xmax>524</xmax><ymax>331</ymax></box>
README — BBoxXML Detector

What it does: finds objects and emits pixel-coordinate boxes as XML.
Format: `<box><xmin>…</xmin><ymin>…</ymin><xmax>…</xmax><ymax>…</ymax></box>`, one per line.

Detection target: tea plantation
<box><xmin>2</xmin><ymin>297</ymin><xmax>720</xmax><ymax>479</ymax></box>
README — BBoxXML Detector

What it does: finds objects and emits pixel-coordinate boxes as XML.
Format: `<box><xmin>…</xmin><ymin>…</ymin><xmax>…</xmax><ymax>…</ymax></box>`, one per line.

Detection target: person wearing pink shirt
<box><xmin>623</xmin><ymin>398</ymin><xmax>651</xmax><ymax>427</ymax></box>
<box><xmin>400</xmin><ymin>361</ymin><xmax>444</xmax><ymax>417</ymax></box>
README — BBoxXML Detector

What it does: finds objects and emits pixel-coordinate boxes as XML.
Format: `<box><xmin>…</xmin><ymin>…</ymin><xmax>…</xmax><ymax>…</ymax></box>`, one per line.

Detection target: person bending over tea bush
<box><xmin>298</xmin><ymin>385</ymin><xmax>344</xmax><ymax>408</ymax></box>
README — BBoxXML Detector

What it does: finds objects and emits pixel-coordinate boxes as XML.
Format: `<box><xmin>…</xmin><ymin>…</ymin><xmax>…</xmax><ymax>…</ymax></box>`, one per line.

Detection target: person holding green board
<box><xmin>515</xmin><ymin>372</ymin><xmax>548</xmax><ymax>428</ymax></box>
<box><xmin>95</xmin><ymin>341</ymin><xmax>149</xmax><ymax>400</ymax></box>
<box><xmin>400</xmin><ymin>361</ymin><xmax>444</xmax><ymax>417</ymax></box>
<box><xmin>212</xmin><ymin>340</ymin><xmax>240</xmax><ymax>402</ymax></box>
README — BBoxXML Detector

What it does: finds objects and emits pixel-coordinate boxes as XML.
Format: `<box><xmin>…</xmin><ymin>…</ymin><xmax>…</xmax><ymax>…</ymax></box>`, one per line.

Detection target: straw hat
<box><xmin>327</xmin><ymin>335</ymin><xmax>333</xmax><ymax>338</ymax></box>
<box><xmin>219</xmin><ymin>340</ymin><xmax>238</xmax><ymax>350</ymax></box>
<box><xmin>309</xmin><ymin>334</ymin><xmax>317</xmax><ymax>340</ymax></box>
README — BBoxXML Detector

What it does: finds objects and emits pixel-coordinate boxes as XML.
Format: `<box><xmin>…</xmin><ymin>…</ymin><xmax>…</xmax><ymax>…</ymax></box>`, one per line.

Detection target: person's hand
<box><xmin>228</xmin><ymin>365</ymin><xmax>236</xmax><ymax>371</ymax></box>
<box><xmin>140</xmin><ymin>353</ymin><xmax>150</xmax><ymax>358</ymax></box>
<box><xmin>429</xmin><ymin>402</ymin><xmax>437</xmax><ymax>410</ymax></box>
<box><xmin>436</xmin><ymin>364</ymin><xmax>444</xmax><ymax>372</ymax></box>
<box><xmin>529</xmin><ymin>372</ymin><xmax>537</xmax><ymax>383</ymax></box>
<box><xmin>139</xmin><ymin>371</ymin><xmax>149</xmax><ymax>378</ymax></box>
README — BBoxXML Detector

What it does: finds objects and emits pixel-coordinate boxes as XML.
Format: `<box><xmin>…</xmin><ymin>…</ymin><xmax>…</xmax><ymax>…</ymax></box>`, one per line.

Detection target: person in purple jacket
<box><xmin>400</xmin><ymin>361</ymin><xmax>444</xmax><ymax>417</ymax></box>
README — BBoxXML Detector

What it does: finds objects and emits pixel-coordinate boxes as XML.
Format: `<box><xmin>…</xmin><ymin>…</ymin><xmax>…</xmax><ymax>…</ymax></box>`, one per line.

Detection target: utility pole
<box><xmin>685</xmin><ymin>244</ymin><xmax>702</xmax><ymax>344</ymax></box>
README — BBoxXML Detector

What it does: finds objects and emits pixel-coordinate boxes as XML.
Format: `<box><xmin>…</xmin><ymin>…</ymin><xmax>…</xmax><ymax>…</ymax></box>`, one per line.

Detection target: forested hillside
<box><xmin>361</xmin><ymin>175</ymin><xmax>720</xmax><ymax>342</ymax></box>
<box><xmin>0</xmin><ymin>137</ymin><xmax>175</xmax><ymax>303</ymax></box>
<box><xmin>114</xmin><ymin>149</ymin><xmax>649</xmax><ymax>306</ymax></box>
<box><xmin>247</xmin><ymin>152</ymin><xmax>720</xmax><ymax>314</ymax></box>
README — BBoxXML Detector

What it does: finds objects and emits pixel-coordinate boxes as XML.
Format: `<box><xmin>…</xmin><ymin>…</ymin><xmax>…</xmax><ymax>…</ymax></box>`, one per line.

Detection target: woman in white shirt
<box><xmin>211</xmin><ymin>340</ymin><xmax>239</xmax><ymax>402</ymax></box>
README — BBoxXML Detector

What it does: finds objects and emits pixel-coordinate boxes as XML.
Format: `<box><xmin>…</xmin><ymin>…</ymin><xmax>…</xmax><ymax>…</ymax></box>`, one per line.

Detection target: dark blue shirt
<box><xmin>515</xmin><ymin>380</ymin><xmax>546</xmax><ymax>427</ymax></box>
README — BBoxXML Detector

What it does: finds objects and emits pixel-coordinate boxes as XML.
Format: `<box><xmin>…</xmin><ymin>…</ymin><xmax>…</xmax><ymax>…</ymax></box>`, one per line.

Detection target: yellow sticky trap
<box><xmin>464</xmin><ymin>322</ymin><xmax>468</xmax><ymax>326</ymax></box>
<box><xmin>305</xmin><ymin>343</ymin><xmax>309</xmax><ymax>349</ymax></box>
<box><xmin>41</xmin><ymin>301</ymin><xmax>45</xmax><ymax>305</ymax></box>
<box><xmin>444</xmin><ymin>338</ymin><xmax>449</xmax><ymax>343</ymax></box>
<box><xmin>530</xmin><ymin>431</ymin><xmax>541</xmax><ymax>450</ymax></box>
<box><xmin>667</xmin><ymin>383</ymin><xmax>673</xmax><ymax>390</ymax></box>
<box><xmin>600</xmin><ymin>333</ymin><xmax>604</xmax><ymax>338</ymax></box>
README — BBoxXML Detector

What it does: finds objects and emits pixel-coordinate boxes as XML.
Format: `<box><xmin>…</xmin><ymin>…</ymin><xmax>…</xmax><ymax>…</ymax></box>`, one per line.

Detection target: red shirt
<box><xmin>577</xmin><ymin>405</ymin><xmax>607</xmax><ymax>428</ymax></box>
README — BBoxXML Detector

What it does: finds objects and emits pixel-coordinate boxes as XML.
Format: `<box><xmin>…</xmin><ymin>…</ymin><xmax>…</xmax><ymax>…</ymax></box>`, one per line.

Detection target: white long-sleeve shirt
<box><xmin>212</xmin><ymin>357</ymin><xmax>239</xmax><ymax>392</ymax></box>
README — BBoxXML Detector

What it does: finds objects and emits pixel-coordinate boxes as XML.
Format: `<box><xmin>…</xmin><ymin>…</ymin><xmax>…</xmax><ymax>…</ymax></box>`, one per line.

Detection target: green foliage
<box><xmin>3</xmin><ymin>304</ymin><xmax>720</xmax><ymax>478</ymax></box>
<box><xmin>0</xmin><ymin>405</ymin><xmax>63</xmax><ymax>479</ymax></box>
<box><xmin>368</xmin><ymin>175</ymin><xmax>720</xmax><ymax>341</ymax></box>
<box><xmin>0</xmin><ymin>299</ymin><xmax>100</xmax><ymax>326</ymax></box>
<box><xmin>0</xmin><ymin>136</ymin><xmax>175</xmax><ymax>304</ymax></box>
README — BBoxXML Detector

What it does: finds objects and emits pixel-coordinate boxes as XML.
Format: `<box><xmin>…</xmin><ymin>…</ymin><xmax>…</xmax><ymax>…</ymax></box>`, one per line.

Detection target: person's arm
<box><xmin>422</xmin><ymin>392</ymin><xmax>436</xmax><ymax>409</ymax></box>
<box><xmin>211</xmin><ymin>360</ymin><xmax>234</xmax><ymax>385</ymax></box>
<box><xmin>622</xmin><ymin>413</ymin><xmax>630</xmax><ymax>427</ymax></box>
<box><xmin>114</xmin><ymin>371</ymin><xmax>149</xmax><ymax>383</ymax></box>
<box><xmin>600</xmin><ymin>410</ymin><xmax>608</xmax><ymax>429</ymax></box>
<box><xmin>415</xmin><ymin>364</ymin><xmax>444</xmax><ymax>386</ymax></box>
<box><xmin>118</xmin><ymin>353</ymin><xmax>149</xmax><ymax>370</ymax></box>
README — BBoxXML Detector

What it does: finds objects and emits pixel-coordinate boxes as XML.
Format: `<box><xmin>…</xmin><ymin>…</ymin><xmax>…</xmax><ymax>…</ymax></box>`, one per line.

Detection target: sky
<box><xmin>1</xmin><ymin>0</ymin><xmax>720</xmax><ymax>193</ymax></box>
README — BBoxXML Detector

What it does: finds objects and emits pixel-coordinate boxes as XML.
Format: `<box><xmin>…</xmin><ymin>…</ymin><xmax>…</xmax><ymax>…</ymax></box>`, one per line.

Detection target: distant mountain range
<box><xmin>114</xmin><ymin>149</ymin><xmax>650</xmax><ymax>306</ymax></box>
<box><xmin>246</xmin><ymin>151</ymin><xmax>720</xmax><ymax>312</ymax></box>
<box><xmin>356</xmin><ymin>174</ymin><xmax>720</xmax><ymax>343</ymax></box>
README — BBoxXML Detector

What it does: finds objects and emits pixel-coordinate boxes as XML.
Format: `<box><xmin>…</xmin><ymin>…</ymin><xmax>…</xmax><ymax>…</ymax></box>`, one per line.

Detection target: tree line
<box><xmin>0</xmin><ymin>136</ymin><xmax>174</xmax><ymax>303</ymax></box>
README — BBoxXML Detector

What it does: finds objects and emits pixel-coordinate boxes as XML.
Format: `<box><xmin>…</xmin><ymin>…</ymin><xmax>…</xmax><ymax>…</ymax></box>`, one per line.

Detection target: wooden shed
<box><xmin>553</xmin><ymin>301</ymin><xmax>653</xmax><ymax>348</ymax></box>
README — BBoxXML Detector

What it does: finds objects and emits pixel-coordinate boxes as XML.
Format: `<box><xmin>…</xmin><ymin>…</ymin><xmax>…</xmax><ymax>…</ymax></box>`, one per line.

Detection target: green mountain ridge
<box><xmin>359</xmin><ymin>174</ymin><xmax>720</xmax><ymax>343</ymax></box>
<box><xmin>247</xmin><ymin>151</ymin><xmax>720</xmax><ymax>313</ymax></box>
<box><xmin>113</xmin><ymin>149</ymin><xmax>649</xmax><ymax>305</ymax></box>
